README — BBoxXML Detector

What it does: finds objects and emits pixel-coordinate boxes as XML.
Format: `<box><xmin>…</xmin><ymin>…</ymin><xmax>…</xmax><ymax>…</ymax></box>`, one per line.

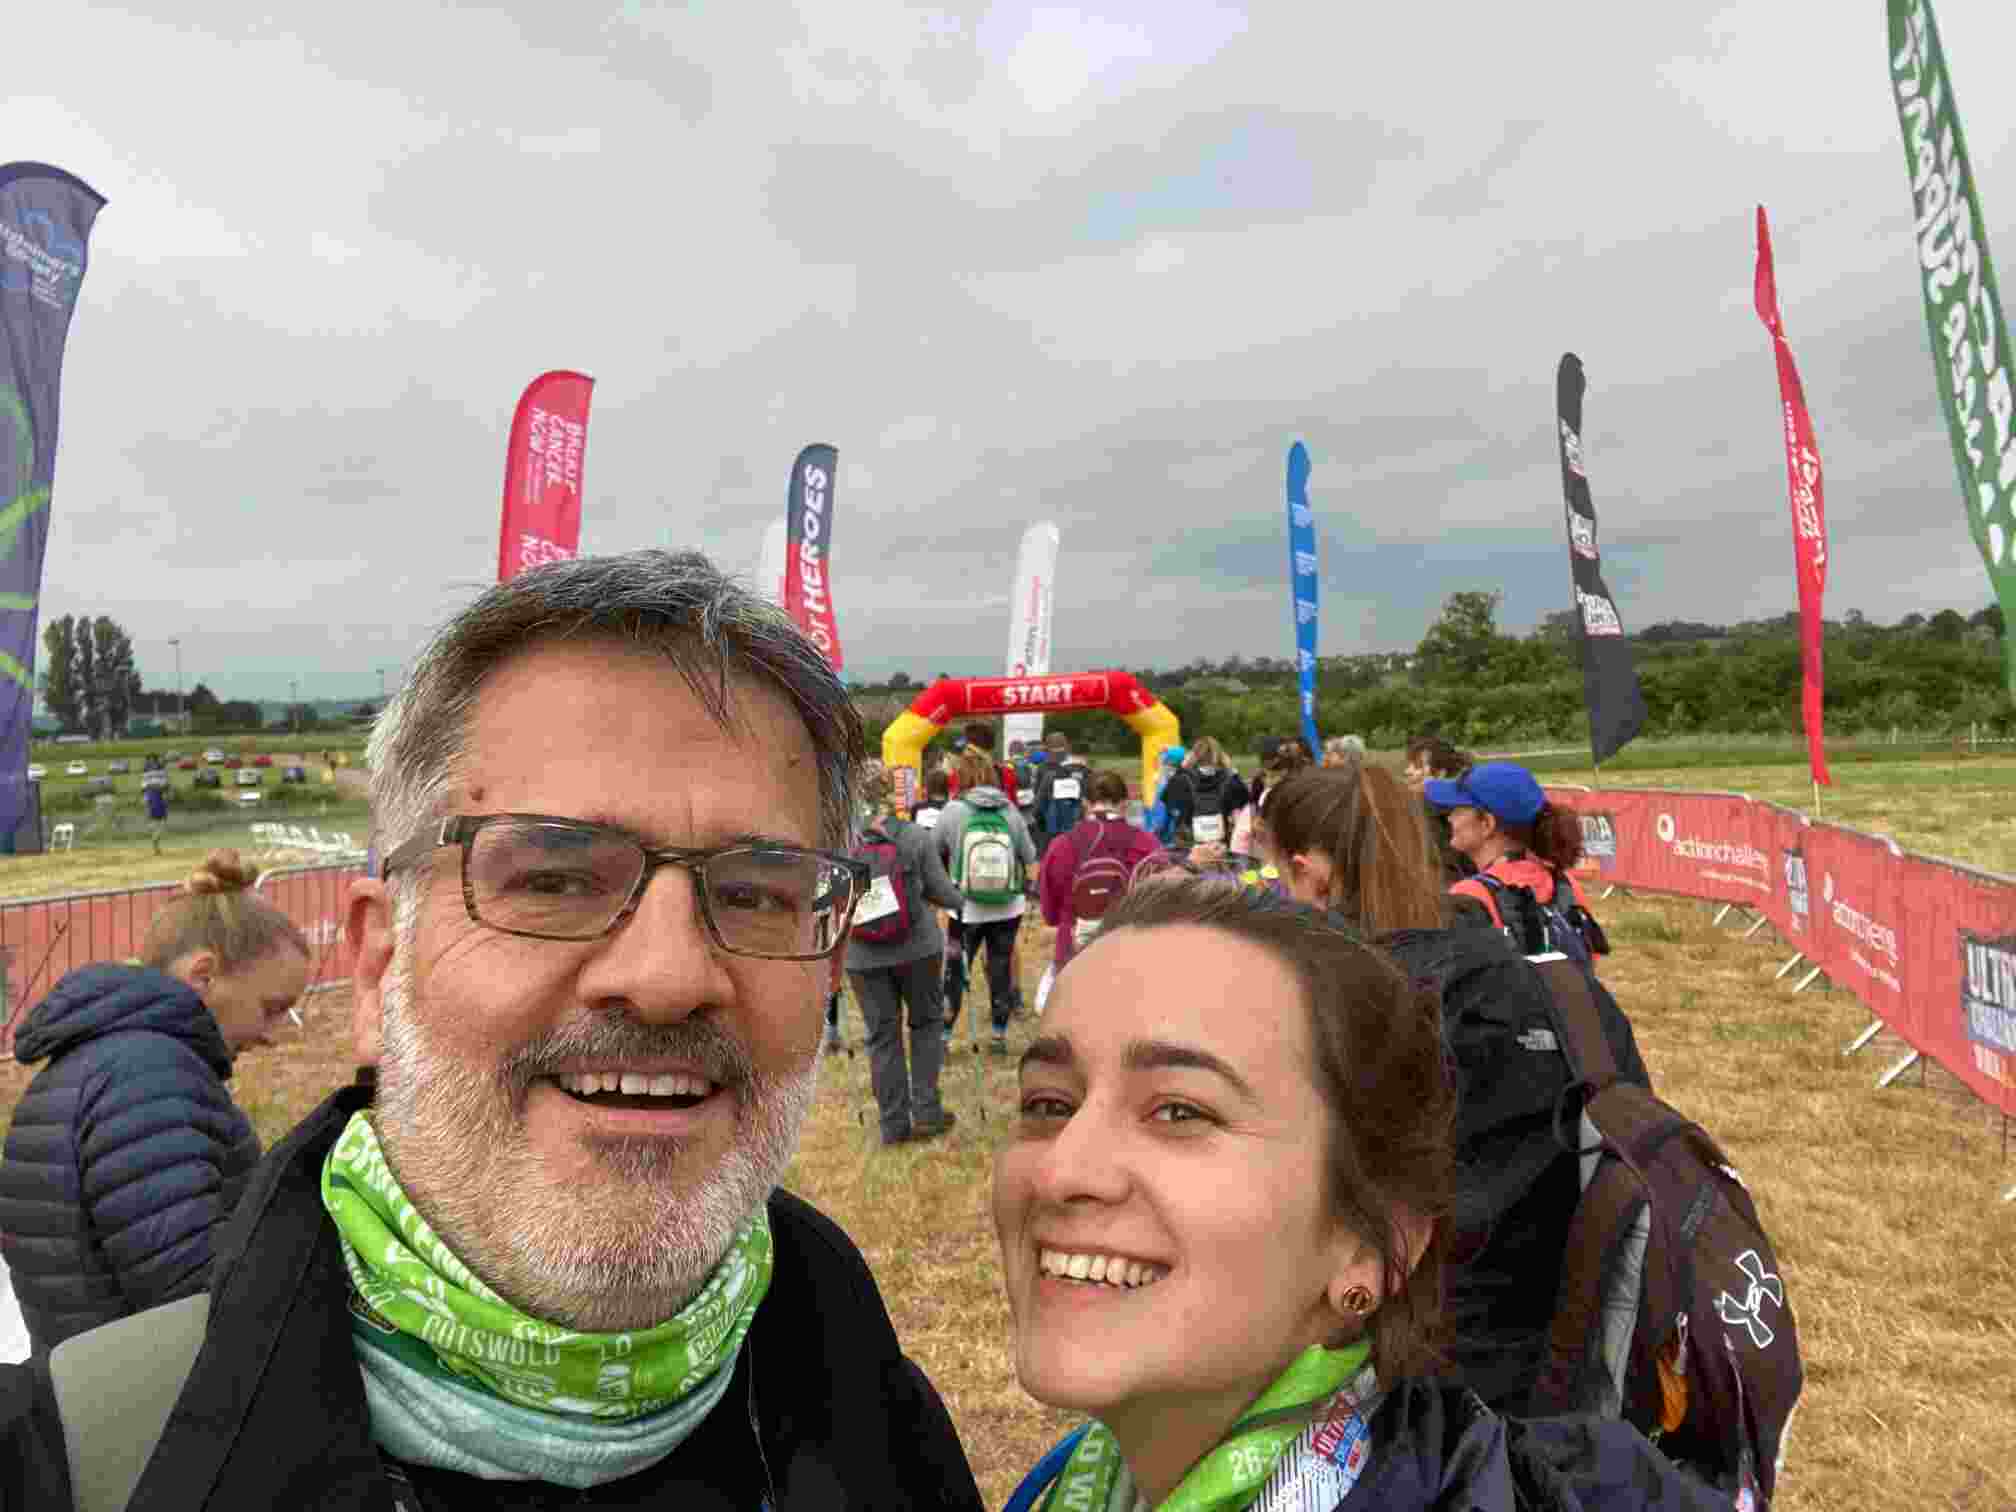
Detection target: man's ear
<box><xmin>346</xmin><ymin>877</ymin><xmax>397</xmax><ymax>1066</ymax></box>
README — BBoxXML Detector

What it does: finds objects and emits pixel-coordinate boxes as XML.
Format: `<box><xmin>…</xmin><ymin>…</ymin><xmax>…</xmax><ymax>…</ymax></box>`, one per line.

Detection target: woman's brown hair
<box><xmin>139</xmin><ymin>849</ymin><xmax>310</xmax><ymax>974</ymax></box>
<box><xmin>1088</xmin><ymin>876</ymin><xmax>1454</xmax><ymax>1380</ymax></box>
<box><xmin>1498</xmin><ymin>805</ymin><xmax>1585</xmax><ymax>873</ymax></box>
<box><xmin>1264</xmin><ymin>766</ymin><xmax>1444</xmax><ymax>933</ymax></box>
<box><xmin>953</xmin><ymin>747</ymin><xmax>998</xmax><ymax>794</ymax></box>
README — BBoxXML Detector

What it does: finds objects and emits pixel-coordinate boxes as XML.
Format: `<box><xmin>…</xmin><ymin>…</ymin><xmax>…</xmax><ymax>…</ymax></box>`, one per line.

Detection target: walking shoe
<box><xmin>990</xmin><ymin>1032</ymin><xmax>1010</xmax><ymax>1057</ymax></box>
<box><xmin>910</xmin><ymin>1111</ymin><xmax>958</xmax><ymax>1142</ymax></box>
<box><xmin>880</xmin><ymin>1128</ymin><xmax>913</xmax><ymax>1147</ymax></box>
<box><xmin>823</xmin><ymin>1026</ymin><xmax>844</xmax><ymax>1054</ymax></box>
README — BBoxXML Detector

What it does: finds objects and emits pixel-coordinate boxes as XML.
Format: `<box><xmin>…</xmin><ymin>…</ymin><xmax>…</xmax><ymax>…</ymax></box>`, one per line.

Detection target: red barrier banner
<box><xmin>0</xmin><ymin>865</ymin><xmax>364</xmax><ymax>1049</ymax></box>
<box><xmin>1545</xmin><ymin>788</ymin><xmax>1774</xmax><ymax>907</ymax></box>
<box><xmin>1544</xmin><ymin>784</ymin><xmax>2016</xmax><ymax>1119</ymax></box>
<box><xmin>1800</xmin><ymin>824</ymin><xmax>1908</xmax><ymax>1006</ymax></box>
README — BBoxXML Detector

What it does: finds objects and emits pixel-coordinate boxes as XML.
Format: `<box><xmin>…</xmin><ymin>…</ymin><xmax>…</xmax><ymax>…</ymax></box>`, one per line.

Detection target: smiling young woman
<box><xmin>993</xmin><ymin>876</ymin><xmax>1724</xmax><ymax>1512</ymax></box>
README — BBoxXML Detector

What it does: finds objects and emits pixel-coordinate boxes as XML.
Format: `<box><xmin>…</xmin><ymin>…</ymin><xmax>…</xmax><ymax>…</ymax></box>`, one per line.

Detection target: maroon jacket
<box><xmin>1037</xmin><ymin>812</ymin><xmax>1161</xmax><ymax>967</ymax></box>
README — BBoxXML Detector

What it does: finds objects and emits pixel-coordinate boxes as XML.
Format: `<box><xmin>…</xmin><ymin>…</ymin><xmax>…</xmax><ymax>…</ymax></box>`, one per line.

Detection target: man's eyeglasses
<box><xmin>379</xmin><ymin>814</ymin><xmax>869</xmax><ymax>960</ymax></box>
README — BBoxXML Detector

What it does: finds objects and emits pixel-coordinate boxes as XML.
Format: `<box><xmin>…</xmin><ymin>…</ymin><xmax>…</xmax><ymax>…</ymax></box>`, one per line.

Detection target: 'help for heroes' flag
<box><xmin>1286</xmin><ymin>443</ymin><xmax>1319</xmax><ymax>754</ymax></box>
<box><xmin>0</xmin><ymin>163</ymin><xmax>104</xmax><ymax>832</ymax></box>
<box><xmin>498</xmin><ymin>370</ymin><xmax>594</xmax><ymax>582</ymax></box>
<box><xmin>783</xmin><ymin>444</ymin><xmax>843</xmax><ymax>671</ymax></box>
<box><xmin>1754</xmin><ymin>206</ymin><xmax>1832</xmax><ymax>787</ymax></box>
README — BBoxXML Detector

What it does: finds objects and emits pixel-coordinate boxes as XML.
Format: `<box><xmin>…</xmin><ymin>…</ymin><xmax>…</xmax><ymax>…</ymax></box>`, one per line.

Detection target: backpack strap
<box><xmin>50</xmin><ymin>1291</ymin><xmax>209</xmax><ymax>1512</ymax></box>
<box><xmin>1530</xmin><ymin>1160</ymin><xmax>1651</xmax><ymax>1420</ymax></box>
<box><xmin>1531</xmin><ymin>955</ymin><xmax>1620</xmax><ymax>1090</ymax></box>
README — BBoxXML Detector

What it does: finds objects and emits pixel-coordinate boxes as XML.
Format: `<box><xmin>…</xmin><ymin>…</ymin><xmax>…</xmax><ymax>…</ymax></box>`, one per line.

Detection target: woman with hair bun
<box><xmin>0</xmin><ymin>850</ymin><xmax>309</xmax><ymax>1354</ymax></box>
<box><xmin>1423</xmin><ymin>762</ymin><xmax>1602</xmax><ymax>952</ymax></box>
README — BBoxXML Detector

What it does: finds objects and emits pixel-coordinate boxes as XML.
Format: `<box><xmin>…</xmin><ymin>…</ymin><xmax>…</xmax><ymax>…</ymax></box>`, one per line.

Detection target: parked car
<box><xmin>203</xmin><ymin>749</ymin><xmax>226</xmax><ymax>764</ymax></box>
<box><xmin>252</xmin><ymin>754</ymin><xmax>273</xmax><ymax>768</ymax></box>
<box><xmin>84</xmin><ymin>776</ymin><xmax>113</xmax><ymax>792</ymax></box>
<box><xmin>25</xmin><ymin>764</ymin><xmax>45</xmax><ymax>780</ymax></box>
<box><xmin>280</xmin><ymin>765</ymin><xmax>308</xmax><ymax>785</ymax></box>
<box><xmin>163</xmin><ymin>751</ymin><xmax>184</xmax><ymax>762</ymax></box>
<box><xmin>223</xmin><ymin>756</ymin><xmax>243</xmax><ymax>770</ymax></box>
<box><xmin>235</xmin><ymin>768</ymin><xmax>262</xmax><ymax>787</ymax></box>
<box><xmin>177</xmin><ymin>757</ymin><xmax>198</xmax><ymax>770</ymax></box>
<box><xmin>106</xmin><ymin>759</ymin><xmax>129</xmax><ymax>774</ymax></box>
<box><xmin>64</xmin><ymin>761</ymin><xmax>88</xmax><ymax>777</ymax></box>
<box><xmin>192</xmin><ymin>767</ymin><xmax>223</xmax><ymax>788</ymax></box>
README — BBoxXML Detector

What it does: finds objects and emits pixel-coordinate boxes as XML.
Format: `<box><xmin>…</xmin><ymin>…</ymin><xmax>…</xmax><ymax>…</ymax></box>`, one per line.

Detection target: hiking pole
<box><xmin>4</xmin><ymin>920</ymin><xmax>71</xmax><ymax>1054</ymax></box>
<box><xmin>966</xmin><ymin>934</ymin><xmax>987</xmax><ymax>1124</ymax></box>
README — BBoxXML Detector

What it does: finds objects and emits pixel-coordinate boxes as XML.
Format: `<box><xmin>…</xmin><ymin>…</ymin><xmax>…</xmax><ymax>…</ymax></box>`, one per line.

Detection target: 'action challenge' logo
<box><xmin>1959</xmin><ymin>931</ymin><xmax>2016</xmax><ymax>1089</ymax></box>
<box><xmin>1782</xmin><ymin>849</ymin><xmax>1809</xmax><ymax>935</ymax></box>
<box><xmin>1821</xmin><ymin>872</ymin><xmax>1900</xmax><ymax>992</ymax></box>
<box><xmin>1654</xmin><ymin>811</ymin><xmax>1769</xmax><ymax>894</ymax></box>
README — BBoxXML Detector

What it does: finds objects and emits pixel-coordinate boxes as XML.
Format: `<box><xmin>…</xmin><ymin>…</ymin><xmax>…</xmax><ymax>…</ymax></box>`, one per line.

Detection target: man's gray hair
<box><xmin>369</xmin><ymin>551</ymin><xmax>863</xmax><ymax>873</ymax></box>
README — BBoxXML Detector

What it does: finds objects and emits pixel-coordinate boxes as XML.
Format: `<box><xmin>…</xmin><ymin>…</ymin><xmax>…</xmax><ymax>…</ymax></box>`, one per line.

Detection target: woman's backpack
<box><xmin>1184</xmin><ymin>768</ymin><xmax>1232</xmax><ymax>845</ymax></box>
<box><xmin>1066</xmin><ymin>821</ymin><xmax>1134</xmax><ymax>948</ymax></box>
<box><xmin>849</xmin><ymin>826</ymin><xmax>914</xmax><ymax>944</ymax></box>
<box><xmin>955</xmin><ymin>807</ymin><xmax>1020</xmax><ymax>904</ymax></box>
<box><xmin>1474</xmin><ymin>866</ymin><xmax>1610</xmax><ymax>962</ymax></box>
<box><xmin>1528</xmin><ymin>956</ymin><xmax>1802</xmax><ymax>1508</ymax></box>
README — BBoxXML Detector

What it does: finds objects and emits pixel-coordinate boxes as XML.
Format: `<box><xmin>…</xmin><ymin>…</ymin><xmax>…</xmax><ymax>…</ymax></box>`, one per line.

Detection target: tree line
<box><xmin>850</xmin><ymin>594</ymin><xmax>2014</xmax><ymax>757</ymax></box>
<box><xmin>37</xmin><ymin>613</ymin><xmax>365</xmax><ymax>737</ymax></box>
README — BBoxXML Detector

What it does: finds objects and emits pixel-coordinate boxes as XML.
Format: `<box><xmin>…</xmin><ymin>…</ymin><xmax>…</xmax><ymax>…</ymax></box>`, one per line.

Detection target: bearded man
<box><xmin>0</xmin><ymin>551</ymin><xmax>984</xmax><ymax>1510</ymax></box>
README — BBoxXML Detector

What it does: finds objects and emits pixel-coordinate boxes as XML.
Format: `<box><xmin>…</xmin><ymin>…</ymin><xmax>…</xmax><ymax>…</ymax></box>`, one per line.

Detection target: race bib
<box><xmin>855</xmin><ymin>875</ymin><xmax>901</xmax><ymax>925</ymax></box>
<box><xmin>1193</xmin><ymin>813</ymin><xmax>1225</xmax><ymax>843</ymax></box>
<box><xmin>1016</xmin><ymin>790</ymin><xmax>1034</xmax><ymax>807</ymax></box>
<box><xmin>1050</xmin><ymin>778</ymin><xmax>1082</xmax><ymax>801</ymax></box>
<box><xmin>915</xmin><ymin>808</ymin><xmax>940</xmax><ymax>829</ymax></box>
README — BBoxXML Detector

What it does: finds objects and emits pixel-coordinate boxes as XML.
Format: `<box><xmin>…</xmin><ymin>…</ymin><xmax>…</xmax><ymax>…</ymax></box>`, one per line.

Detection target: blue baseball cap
<box><xmin>1422</xmin><ymin>762</ymin><xmax>1546</xmax><ymax>825</ymax></box>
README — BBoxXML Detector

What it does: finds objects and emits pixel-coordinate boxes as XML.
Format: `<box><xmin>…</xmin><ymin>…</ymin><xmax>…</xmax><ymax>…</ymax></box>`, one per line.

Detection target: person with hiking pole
<box><xmin>937</xmin><ymin>747</ymin><xmax>1037</xmax><ymax>1057</ymax></box>
<box><xmin>846</xmin><ymin>762</ymin><xmax>965</xmax><ymax>1146</ymax></box>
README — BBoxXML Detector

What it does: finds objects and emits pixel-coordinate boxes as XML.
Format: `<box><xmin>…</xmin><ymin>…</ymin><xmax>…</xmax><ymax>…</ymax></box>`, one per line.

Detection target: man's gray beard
<box><xmin>370</xmin><ymin>940</ymin><xmax>821</xmax><ymax>1333</ymax></box>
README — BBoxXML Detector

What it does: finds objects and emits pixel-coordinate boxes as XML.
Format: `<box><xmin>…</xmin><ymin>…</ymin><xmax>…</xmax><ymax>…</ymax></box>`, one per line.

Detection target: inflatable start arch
<box><xmin>882</xmin><ymin>671</ymin><xmax>1181</xmax><ymax>809</ymax></box>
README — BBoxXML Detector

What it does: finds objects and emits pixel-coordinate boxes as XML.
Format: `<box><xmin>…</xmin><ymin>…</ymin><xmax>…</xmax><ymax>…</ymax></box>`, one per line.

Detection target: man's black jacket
<box><xmin>0</xmin><ymin>1082</ymin><xmax>986</xmax><ymax>1511</ymax></box>
<box><xmin>0</xmin><ymin>964</ymin><xmax>261</xmax><ymax>1355</ymax></box>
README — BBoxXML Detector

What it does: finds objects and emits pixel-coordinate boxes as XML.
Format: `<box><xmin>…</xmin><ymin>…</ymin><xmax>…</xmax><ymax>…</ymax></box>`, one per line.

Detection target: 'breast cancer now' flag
<box><xmin>1556</xmin><ymin>355</ymin><xmax>1645</xmax><ymax>765</ymax></box>
<box><xmin>1</xmin><ymin>163</ymin><xmax>104</xmax><ymax>832</ymax></box>
<box><xmin>1755</xmin><ymin>206</ymin><xmax>1831</xmax><ymax>787</ymax></box>
<box><xmin>1286</xmin><ymin>442</ymin><xmax>1319</xmax><ymax>754</ymax></box>
<box><xmin>1887</xmin><ymin>0</ymin><xmax>2016</xmax><ymax>693</ymax></box>
<box><xmin>497</xmin><ymin>370</ymin><xmax>594</xmax><ymax>582</ymax></box>
<box><xmin>783</xmin><ymin>444</ymin><xmax>842</xmax><ymax>671</ymax></box>
<box><xmin>1002</xmin><ymin>521</ymin><xmax>1060</xmax><ymax>754</ymax></box>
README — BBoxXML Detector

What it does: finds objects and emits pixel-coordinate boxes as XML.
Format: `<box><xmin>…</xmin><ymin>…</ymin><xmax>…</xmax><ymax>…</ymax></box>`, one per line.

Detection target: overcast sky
<box><xmin>12</xmin><ymin>1</ymin><xmax>2016</xmax><ymax>699</ymax></box>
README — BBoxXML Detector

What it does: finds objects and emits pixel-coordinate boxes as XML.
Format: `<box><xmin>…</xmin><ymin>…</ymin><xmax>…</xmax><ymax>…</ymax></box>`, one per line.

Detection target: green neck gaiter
<box><xmin>1043</xmin><ymin>1339</ymin><xmax>1374</xmax><ymax>1512</ymax></box>
<box><xmin>320</xmin><ymin>1109</ymin><xmax>773</xmax><ymax>1422</ymax></box>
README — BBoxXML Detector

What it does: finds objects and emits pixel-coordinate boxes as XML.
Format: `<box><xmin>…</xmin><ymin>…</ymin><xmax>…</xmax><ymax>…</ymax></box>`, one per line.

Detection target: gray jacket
<box><xmin>845</xmin><ymin>816</ymin><xmax>965</xmax><ymax>971</ymax></box>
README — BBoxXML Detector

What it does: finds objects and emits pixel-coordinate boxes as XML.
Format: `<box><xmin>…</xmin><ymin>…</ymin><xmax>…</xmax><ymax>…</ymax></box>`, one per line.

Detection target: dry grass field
<box><xmin>0</xmin><ymin>755</ymin><xmax>2012</xmax><ymax>1508</ymax></box>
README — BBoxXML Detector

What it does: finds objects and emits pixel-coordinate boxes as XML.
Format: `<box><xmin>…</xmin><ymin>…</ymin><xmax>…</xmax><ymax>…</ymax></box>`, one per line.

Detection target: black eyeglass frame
<box><xmin>379</xmin><ymin>812</ymin><xmax>870</xmax><ymax>960</ymax></box>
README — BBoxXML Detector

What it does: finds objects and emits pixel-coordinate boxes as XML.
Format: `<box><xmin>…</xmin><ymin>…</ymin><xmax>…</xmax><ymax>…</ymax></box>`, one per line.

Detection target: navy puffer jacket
<box><xmin>0</xmin><ymin>964</ymin><xmax>261</xmax><ymax>1354</ymax></box>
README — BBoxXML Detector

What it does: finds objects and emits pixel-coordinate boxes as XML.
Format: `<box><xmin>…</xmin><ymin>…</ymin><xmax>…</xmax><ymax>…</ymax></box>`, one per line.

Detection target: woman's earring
<box><xmin>1341</xmin><ymin>1285</ymin><xmax>1374</xmax><ymax>1317</ymax></box>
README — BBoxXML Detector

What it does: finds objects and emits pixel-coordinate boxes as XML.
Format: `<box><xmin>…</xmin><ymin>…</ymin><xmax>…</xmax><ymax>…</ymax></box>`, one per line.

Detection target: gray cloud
<box><xmin>13</xmin><ymin>0</ymin><xmax>2016</xmax><ymax>704</ymax></box>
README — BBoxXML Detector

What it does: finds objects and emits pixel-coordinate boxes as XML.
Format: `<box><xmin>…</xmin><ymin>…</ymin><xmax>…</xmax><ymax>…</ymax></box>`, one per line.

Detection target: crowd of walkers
<box><xmin>0</xmin><ymin>549</ymin><xmax>1781</xmax><ymax>1510</ymax></box>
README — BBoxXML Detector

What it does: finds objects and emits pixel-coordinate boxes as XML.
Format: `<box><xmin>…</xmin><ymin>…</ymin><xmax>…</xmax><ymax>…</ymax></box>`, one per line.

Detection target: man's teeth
<box><xmin>1037</xmin><ymin>1248</ymin><xmax>1167</xmax><ymax>1289</ymax></box>
<box><xmin>554</xmin><ymin>1071</ymin><xmax>716</xmax><ymax>1098</ymax></box>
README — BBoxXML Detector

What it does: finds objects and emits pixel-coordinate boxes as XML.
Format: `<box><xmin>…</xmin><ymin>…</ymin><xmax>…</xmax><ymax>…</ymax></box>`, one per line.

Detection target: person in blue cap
<box><xmin>1423</xmin><ymin>761</ymin><xmax>1602</xmax><ymax>954</ymax></box>
<box><xmin>1142</xmin><ymin>743</ymin><xmax>1186</xmax><ymax>844</ymax></box>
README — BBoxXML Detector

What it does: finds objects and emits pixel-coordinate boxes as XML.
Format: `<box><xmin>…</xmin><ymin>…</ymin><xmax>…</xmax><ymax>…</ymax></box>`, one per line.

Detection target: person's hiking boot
<box><xmin>823</xmin><ymin>1025</ymin><xmax>844</xmax><ymax>1054</ymax></box>
<box><xmin>910</xmin><ymin>1111</ymin><xmax>958</xmax><ymax>1142</ymax></box>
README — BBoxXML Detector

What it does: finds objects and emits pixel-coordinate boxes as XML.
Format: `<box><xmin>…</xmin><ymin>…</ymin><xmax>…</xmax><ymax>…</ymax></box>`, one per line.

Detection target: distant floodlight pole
<box><xmin>169</xmin><ymin>638</ymin><xmax>183</xmax><ymax>733</ymax></box>
<box><xmin>291</xmin><ymin>677</ymin><xmax>300</xmax><ymax>735</ymax></box>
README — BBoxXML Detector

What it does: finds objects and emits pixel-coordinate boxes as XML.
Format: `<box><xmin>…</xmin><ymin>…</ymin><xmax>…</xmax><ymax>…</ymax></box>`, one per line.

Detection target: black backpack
<box><xmin>849</xmin><ymin>825</ymin><xmax>914</xmax><ymax>945</ymax></box>
<box><xmin>1528</xmin><ymin>956</ymin><xmax>1803</xmax><ymax>1508</ymax></box>
<box><xmin>1474</xmin><ymin>864</ymin><xmax>1610</xmax><ymax>963</ymax></box>
<box><xmin>1038</xmin><ymin>760</ymin><xmax>1092</xmax><ymax>836</ymax></box>
<box><xmin>1182</xmin><ymin>768</ymin><xmax>1233</xmax><ymax>846</ymax></box>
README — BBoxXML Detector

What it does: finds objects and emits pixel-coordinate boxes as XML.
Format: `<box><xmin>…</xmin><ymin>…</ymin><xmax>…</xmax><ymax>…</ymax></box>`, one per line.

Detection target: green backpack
<box><xmin>955</xmin><ymin>805</ymin><xmax>1020</xmax><ymax>904</ymax></box>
